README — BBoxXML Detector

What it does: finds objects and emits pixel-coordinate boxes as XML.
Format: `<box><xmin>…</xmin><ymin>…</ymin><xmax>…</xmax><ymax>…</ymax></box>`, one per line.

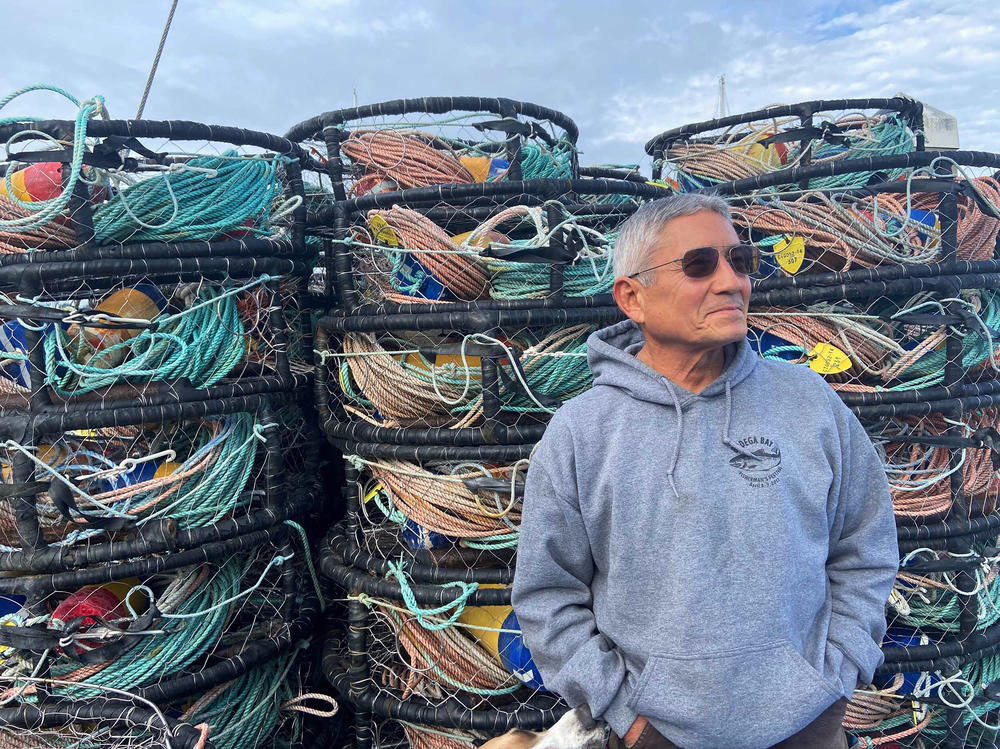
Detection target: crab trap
<box><xmin>0</xmin><ymin>542</ymin><xmax>323</xmax><ymax>749</ymax></box>
<box><xmin>0</xmin><ymin>261</ymin><xmax>313</xmax><ymax>408</ymax></box>
<box><xmin>306</xmin><ymin>178</ymin><xmax>671</xmax><ymax>312</ymax></box>
<box><xmin>646</xmin><ymin>96</ymin><xmax>926</xmax><ymax>190</ymax></box>
<box><xmin>316</xmin><ymin>305</ymin><xmax>621</xmax><ymax>451</ymax></box>
<box><xmin>285</xmin><ymin>96</ymin><xmax>580</xmax><ymax>204</ymax></box>
<box><xmin>0</xmin><ymin>104</ymin><xmax>310</xmax><ymax>263</ymax></box>
<box><xmin>320</xmin><ymin>551</ymin><xmax>564</xmax><ymax>749</ymax></box>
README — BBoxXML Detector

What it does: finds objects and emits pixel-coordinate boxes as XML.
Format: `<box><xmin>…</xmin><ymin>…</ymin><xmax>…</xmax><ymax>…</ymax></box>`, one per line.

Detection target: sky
<box><xmin>1</xmin><ymin>0</ymin><xmax>997</xmax><ymax>167</ymax></box>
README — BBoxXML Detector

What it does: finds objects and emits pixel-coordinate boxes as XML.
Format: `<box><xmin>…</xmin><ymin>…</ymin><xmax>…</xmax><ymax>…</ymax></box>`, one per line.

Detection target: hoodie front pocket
<box><xmin>628</xmin><ymin>640</ymin><xmax>841</xmax><ymax>749</ymax></box>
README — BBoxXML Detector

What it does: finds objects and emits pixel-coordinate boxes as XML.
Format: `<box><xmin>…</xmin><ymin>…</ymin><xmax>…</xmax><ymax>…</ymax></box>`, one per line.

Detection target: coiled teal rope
<box><xmin>487</xmin><ymin>236</ymin><xmax>615</xmax><ymax>299</ymax></box>
<box><xmin>385</xmin><ymin>559</ymin><xmax>477</xmax><ymax>630</ymax></box>
<box><xmin>895</xmin><ymin>569</ymin><xmax>1000</xmax><ymax>633</ymax></box>
<box><xmin>49</xmin><ymin>559</ymin><xmax>247</xmax><ymax>697</ymax></box>
<box><xmin>93</xmin><ymin>151</ymin><xmax>284</xmax><ymax>243</ymax></box>
<box><xmin>134</xmin><ymin>413</ymin><xmax>258</xmax><ymax>526</ymax></box>
<box><xmin>43</xmin><ymin>282</ymin><xmax>261</xmax><ymax>396</ymax></box>
<box><xmin>512</xmin><ymin>140</ymin><xmax>575</xmax><ymax>180</ymax></box>
<box><xmin>185</xmin><ymin>654</ymin><xmax>297</xmax><ymax>749</ymax></box>
<box><xmin>806</xmin><ymin>117</ymin><xmax>915</xmax><ymax>190</ymax></box>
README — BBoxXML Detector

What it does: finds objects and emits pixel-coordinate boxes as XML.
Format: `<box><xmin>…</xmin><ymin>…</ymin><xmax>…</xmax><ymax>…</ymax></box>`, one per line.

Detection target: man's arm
<box><xmin>825</xmin><ymin>395</ymin><xmax>899</xmax><ymax>695</ymax></box>
<box><xmin>512</xmin><ymin>457</ymin><xmax>638</xmax><ymax>738</ymax></box>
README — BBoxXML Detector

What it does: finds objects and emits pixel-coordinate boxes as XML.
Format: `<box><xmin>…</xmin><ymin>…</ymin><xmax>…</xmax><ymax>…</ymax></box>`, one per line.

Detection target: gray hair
<box><xmin>614</xmin><ymin>194</ymin><xmax>732</xmax><ymax>286</ymax></box>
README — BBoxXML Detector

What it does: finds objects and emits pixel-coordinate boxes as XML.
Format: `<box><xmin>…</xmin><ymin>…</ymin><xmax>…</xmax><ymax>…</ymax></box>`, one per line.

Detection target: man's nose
<box><xmin>711</xmin><ymin>250</ymin><xmax>749</xmax><ymax>293</ymax></box>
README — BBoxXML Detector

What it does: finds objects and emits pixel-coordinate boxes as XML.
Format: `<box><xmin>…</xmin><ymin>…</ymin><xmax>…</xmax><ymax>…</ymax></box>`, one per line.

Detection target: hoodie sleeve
<box><xmin>825</xmin><ymin>391</ymin><xmax>899</xmax><ymax>695</ymax></box>
<box><xmin>512</xmin><ymin>426</ymin><xmax>637</xmax><ymax>738</ymax></box>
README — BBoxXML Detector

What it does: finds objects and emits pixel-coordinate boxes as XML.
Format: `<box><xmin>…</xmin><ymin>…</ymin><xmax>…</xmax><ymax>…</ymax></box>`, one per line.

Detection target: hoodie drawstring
<box><xmin>721</xmin><ymin>379</ymin><xmax>757</xmax><ymax>460</ymax></box>
<box><xmin>661</xmin><ymin>378</ymin><xmax>683</xmax><ymax>499</ymax></box>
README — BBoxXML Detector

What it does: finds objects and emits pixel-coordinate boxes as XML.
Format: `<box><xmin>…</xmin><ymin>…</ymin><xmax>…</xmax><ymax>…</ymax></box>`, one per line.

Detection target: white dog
<box><xmin>477</xmin><ymin>705</ymin><xmax>607</xmax><ymax>749</ymax></box>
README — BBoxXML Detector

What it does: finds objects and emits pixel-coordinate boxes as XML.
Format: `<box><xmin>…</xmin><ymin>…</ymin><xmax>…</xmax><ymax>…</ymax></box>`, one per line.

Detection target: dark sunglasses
<box><xmin>628</xmin><ymin>244</ymin><xmax>760</xmax><ymax>280</ymax></box>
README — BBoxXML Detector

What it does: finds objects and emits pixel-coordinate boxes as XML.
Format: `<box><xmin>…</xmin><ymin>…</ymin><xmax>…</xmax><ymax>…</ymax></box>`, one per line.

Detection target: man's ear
<box><xmin>612</xmin><ymin>276</ymin><xmax>646</xmax><ymax>325</ymax></box>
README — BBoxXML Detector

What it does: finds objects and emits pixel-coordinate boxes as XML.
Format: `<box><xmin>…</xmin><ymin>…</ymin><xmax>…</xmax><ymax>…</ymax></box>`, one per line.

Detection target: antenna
<box><xmin>714</xmin><ymin>75</ymin><xmax>729</xmax><ymax>119</ymax></box>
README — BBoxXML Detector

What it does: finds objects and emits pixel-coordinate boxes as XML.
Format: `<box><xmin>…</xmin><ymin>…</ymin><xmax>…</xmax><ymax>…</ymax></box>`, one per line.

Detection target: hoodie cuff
<box><xmin>601</xmin><ymin>680</ymin><xmax>639</xmax><ymax>739</ymax></box>
<box><xmin>828</xmin><ymin>614</ymin><xmax>885</xmax><ymax>684</ymax></box>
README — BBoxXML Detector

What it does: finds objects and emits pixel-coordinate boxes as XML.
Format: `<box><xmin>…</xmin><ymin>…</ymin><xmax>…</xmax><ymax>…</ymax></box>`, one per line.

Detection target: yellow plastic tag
<box><xmin>773</xmin><ymin>235</ymin><xmax>805</xmax><ymax>274</ymax></box>
<box><xmin>369</xmin><ymin>215</ymin><xmax>398</xmax><ymax>247</ymax></box>
<box><xmin>808</xmin><ymin>343</ymin><xmax>852</xmax><ymax>374</ymax></box>
<box><xmin>398</xmin><ymin>351</ymin><xmax>482</xmax><ymax>374</ymax></box>
<box><xmin>451</xmin><ymin>230</ymin><xmax>492</xmax><ymax>249</ymax></box>
<box><xmin>363</xmin><ymin>483</ymin><xmax>383</xmax><ymax>504</ymax></box>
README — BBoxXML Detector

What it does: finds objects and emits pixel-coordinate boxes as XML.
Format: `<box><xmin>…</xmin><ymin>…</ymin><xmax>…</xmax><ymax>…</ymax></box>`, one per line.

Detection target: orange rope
<box><xmin>366</xmin><ymin>206</ymin><xmax>489</xmax><ymax>301</ymax></box>
<box><xmin>343</xmin><ymin>129</ymin><xmax>473</xmax><ymax>189</ymax></box>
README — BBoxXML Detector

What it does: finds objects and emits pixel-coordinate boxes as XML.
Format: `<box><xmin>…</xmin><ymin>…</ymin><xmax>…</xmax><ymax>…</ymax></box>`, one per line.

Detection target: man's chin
<box><xmin>705</xmin><ymin>322</ymin><xmax>748</xmax><ymax>347</ymax></box>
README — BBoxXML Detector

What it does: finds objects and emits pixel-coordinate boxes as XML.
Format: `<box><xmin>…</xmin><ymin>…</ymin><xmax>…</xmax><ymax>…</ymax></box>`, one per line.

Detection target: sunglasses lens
<box><xmin>729</xmin><ymin>245</ymin><xmax>760</xmax><ymax>275</ymax></box>
<box><xmin>681</xmin><ymin>247</ymin><xmax>719</xmax><ymax>278</ymax></box>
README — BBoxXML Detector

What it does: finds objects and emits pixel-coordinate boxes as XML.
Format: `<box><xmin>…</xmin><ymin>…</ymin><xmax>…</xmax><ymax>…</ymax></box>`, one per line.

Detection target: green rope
<box><xmin>42</xmin><ymin>282</ymin><xmax>264</xmax><ymax>396</ymax></box>
<box><xmin>49</xmin><ymin>559</ymin><xmax>247</xmax><ymax>697</ymax></box>
<box><xmin>92</xmin><ymin>151</ymin><xmax>284</xmax><ymax>243</ymax></box>
<box><xmin>284</xmin><ymin>519</ymin><xmax>326</xmax><ymax>612</ymax></box>
<box><xmin>512</xmin><ymin>140</ymin><xmax>575</xmax><ymax>180</ymax></box>
<box><xmin>183</xmin><ymin>654</ymin><xmax>297</xmax><ymax>749</ymax></box>
<box><xmin>383</xmin><ymin>560</ymin><xmax>478</xmax><ymax>630</ymax></box>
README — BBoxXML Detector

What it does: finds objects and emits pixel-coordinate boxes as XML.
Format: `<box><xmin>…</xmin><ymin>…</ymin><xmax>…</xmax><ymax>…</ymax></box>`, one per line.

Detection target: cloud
<box><xmin>0</xmin><ymin>0</ymin><xmax>994</xmax><ymax>164</ymax></box>
<box><xmin>193</xmin><ymin>0</ymin><xmax>432</xmax><ymax>36</ymax></box>
<box><xmin>601</xmin><ymin>0</ymin><xmax>1000</xmax><ymax>158</ymax></box>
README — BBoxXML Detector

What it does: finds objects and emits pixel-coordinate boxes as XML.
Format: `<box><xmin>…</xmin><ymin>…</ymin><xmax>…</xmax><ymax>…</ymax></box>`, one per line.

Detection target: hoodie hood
<box><xmin>586</xmin><ymin>319</ymin><xmax>760</xmax><ymax>497</ymax></box>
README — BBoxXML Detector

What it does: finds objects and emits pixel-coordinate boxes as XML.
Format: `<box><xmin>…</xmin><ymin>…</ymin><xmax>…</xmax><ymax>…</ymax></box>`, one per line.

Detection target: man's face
<box><xmin>630</xmin><ymin>210</ymin><xmax>751</xmax><ymax>350</ymax></box>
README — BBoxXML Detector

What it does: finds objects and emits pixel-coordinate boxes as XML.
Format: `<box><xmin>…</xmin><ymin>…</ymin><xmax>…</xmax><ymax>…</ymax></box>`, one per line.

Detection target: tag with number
<box><xmin>369</xmin><ymin>215</ymin><xmax>399</xmax><ymax>246</ymax></box>
<box><xmin>808</xmin><ymin>343</ymin><xmax>852</xmax><ymax>374</ymax></box>
<box><xmin>773</xmin><ymin>235</ymin><xmax>805</xmax><ymax>274</ymax></box>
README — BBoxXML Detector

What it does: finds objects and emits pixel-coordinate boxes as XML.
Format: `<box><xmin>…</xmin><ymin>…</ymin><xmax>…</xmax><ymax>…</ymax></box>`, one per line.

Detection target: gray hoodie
<box><xmin>511</xmin><ymin>319</ymin><xmax>899</xmax><ymax>749</ymax></box>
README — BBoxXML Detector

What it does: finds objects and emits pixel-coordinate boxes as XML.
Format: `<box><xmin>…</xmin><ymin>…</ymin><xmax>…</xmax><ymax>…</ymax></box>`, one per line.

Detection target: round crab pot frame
<box><xmin>0</xmin><ymin>573</ymin><xmax>319</xmax><ymax>749</ymax></box>
<box><xmin>0</xmin><ymin>547</ymin><xmax>313</xmax><ymax>691</ymax></box>
<box><xmin>308</xmin><ymin>178</ymin><xmax>672</xmax><ymax>312</ymax></box>
<box><xmin>646</xmin><ymin>96</ymin><xmax>925</xmax><ymax>188</ymax></box>
<box><xmin>339</xmin><ymin>456</ymin><xmax>523</xmax><ymax>568</ymax></box>
<box><xmin>0</xmin><ymin>118</ymin><xmax>311</xmax><ymax>262</ymax></box>
<box><xmin>747</xmin><ymin>272</ymin><xmax>1000</xmax><ymax>408</ymax></box>
<box><xmin>0</xmin><ymin>257</ymin><xmax>311</xmax><ymax>408</ymax></box>
<box><xmin>0</xmin><ymin>385</ymin><xmax>320</xmax><ymax>576</ymax></box>
<box><xmin>285</xmin><ymin>96</ymin><xmax>580</xmax><ymax>203</ymax></box>
<box><xmin>860</xmin><ymin>407</ymin><xmax>1000</xmax><ymax>525</ymax></box>
<box><xmin>730</xmin><ymin>167</ymin><xmax>1000</xmax><ymax>287</ymax></box>
<box><xmin>709</xmin><ymin>149</ymin><xmax>1000</xmax><ymax>198</ymax></box>
<box><xmin>315</xmin><ymin>305</ymin><xmax>621</xmax><ymax>449</ymax></box>
<box><xmin>325</xmin><ymin>455</ymin><xmax>523</xmax><ymax>585</ymax></box>
<box><xmin>0</xmin><ymin>700</ymin><xmax>214</xmax><ymax>749</ymax></box>
<box><xmin>320</xmin><ymin>570</ymin><xmax>566</xmax><ymax>749</ymax></box>
<box><xmin>858</xmin><ymin>610</ymin><xmax>1000</xmax><ymax>748</ymax></box>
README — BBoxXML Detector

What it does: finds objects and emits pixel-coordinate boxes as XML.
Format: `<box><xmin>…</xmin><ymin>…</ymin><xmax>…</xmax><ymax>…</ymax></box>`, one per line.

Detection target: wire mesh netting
<box><xmin>0</xmin><ymin>272</ymin><xmax>310</xmax><ymax>408</ymax></box>
<box><xmin>307</xmin><ymin>179</ymin><xmax>671</xmax><ymax>312</ymax></box>
<box><xmin>285</xmin><ymin>97</ymin><xmax>580</xmax><ymax>204</ymax></box>
<box><xmin>646</xmin><ymin>97</ymin><xmax>925</xmax><ymax>190</ymax></box>
<box><xmin>0</xmin><ymin>87</ymin><xmax>332</xmax><ymax>749</ymax></box>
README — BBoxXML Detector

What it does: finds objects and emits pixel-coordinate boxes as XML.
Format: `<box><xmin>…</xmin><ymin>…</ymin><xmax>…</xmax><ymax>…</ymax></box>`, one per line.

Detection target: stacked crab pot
<box><xmin>288</xmin><ymin>96</ymin><xmax>677</xmax><ymax>749</ymax></box>
<box><xmin>650</xmin><ymin>97</ymin><xmax>1000</xmax><ymax>749</ymax></box>
<box><xmin>0</xmin><ymin>106</ymin><xmax>329</xmax><ymax>749</ymax></box>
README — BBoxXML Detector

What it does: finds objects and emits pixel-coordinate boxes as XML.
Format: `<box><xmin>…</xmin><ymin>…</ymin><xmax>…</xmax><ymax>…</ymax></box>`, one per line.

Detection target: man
<box><xmin>511</xmin><ymin>194</ymin><xmax>899</xmax><ymax>749</ymax></box>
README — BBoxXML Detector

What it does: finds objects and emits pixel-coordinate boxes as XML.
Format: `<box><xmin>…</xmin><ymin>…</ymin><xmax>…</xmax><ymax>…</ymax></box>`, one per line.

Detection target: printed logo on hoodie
<box><xmin>729</xmin><ymin>436</ymin><xmax>782</xmax><ymax>488</ymax></box>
